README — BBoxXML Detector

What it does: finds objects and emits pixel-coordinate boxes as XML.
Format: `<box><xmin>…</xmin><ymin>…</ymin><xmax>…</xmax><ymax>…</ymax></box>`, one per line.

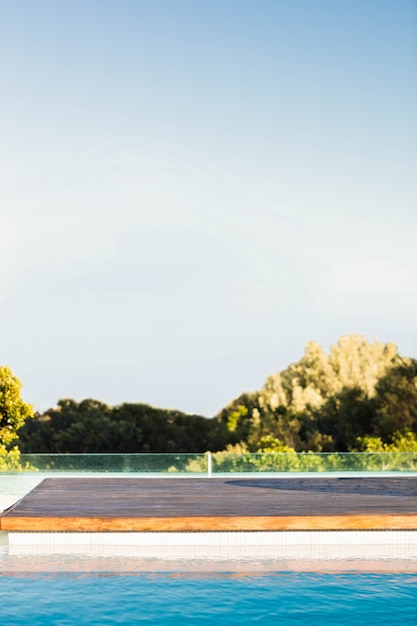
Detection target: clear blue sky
<box><xmin>1</xmin><ymin>0</ymin><xmax>416</xmax><ymax>416</ymax></box>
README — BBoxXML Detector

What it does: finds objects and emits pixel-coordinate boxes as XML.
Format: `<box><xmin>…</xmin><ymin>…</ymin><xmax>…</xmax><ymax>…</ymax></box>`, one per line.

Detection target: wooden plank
<box><xmin>1</xmin><ymin>476</ymin><xmax>416</xmax><ymax>532</ymax></box>
<box><xmin>3</xmin><ymin>477</ymin><xmax>417</xmax><ymax>516</ymax></box>
<box><xmin>2</xmin><ymin>514</ymin><xmax>417</xmax><ymax>532</ymax></box>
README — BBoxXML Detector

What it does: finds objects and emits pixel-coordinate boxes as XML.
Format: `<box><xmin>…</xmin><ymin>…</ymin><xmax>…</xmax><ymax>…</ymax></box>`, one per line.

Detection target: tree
<box><xmin>216</xmin><ymin>391</ymin><xmax>262</xmax><ymax>445</ymax></box>
<box><xmin>307</xmin><ymin>386</ymin><xmax>375</xmax><ymax>451</ymax></box>
<box><xmin>14</xmin><ymin>335</ymin><xmax>417</xmax><ymax>456</ymax></box>
<box><xmin>18</xmin><ymin>398</ymin><xmax>231</xmax><ymax>454</ymax></box>
<box><xmin>218</xmin><ymin>335</ymin><xmax>404</xmax><ymax>452</ymax></box>
<box><xmin>356</xmin><ymin>430</ymin><xmax>417</xmax><ymax>453</ymax></box>
<box><xmin>0</xmin><ymin>365</ymin><xmax>34</xmax><ymax>470</ymax></box>
<box><xmin>371</xmin><ymin>359</ymin><xmax>417</xmax><ymax>441</ymax></box>
<box><xmin>0</xmin><ymin>366</ymin><xmax>34</xmax><ymax>448</ymax></box>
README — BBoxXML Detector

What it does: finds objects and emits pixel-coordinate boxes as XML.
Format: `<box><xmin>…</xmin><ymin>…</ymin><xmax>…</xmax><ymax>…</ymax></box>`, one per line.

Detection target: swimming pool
<box><xmin>1</xmin><ymin>471</ymin><xmax>416</xmax><ymax>624</ymax></box>
<box><xmin>1</xmin><ymin>570</ymin><xmax>416</xmax><ymax>625</ymax></box>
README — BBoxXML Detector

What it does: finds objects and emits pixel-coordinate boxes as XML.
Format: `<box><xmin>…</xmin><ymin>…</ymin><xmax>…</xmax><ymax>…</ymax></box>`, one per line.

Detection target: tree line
<box><xmin>2</xmin><ymin>335</ymin><xmax>417</xmax><ymax>460</ymax></box>
<box><xmin>216</xmin><ymin>335</ymin><xmax>417</xmax><ymax>453</ymax></box>
<box><xmin>16</xmin><ymin>399</ymin><xmax>230</xmax><ymax>454</ymax></box>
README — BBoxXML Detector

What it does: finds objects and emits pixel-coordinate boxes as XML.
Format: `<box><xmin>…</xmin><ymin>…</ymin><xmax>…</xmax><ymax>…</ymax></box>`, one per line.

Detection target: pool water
<box><xmin>1</xmin><ymin>571</ymin><xmax>416</xmax><ymax>625</ymax></box>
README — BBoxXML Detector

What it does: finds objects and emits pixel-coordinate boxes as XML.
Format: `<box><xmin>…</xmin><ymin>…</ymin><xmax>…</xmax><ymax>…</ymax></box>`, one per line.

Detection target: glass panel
<box><xmin>210</xmin><ymin>452</ymin><xmax>417</xmax><ymax>473</ymax></box>
<box><xmin>13</xmin><ymin>453</ymin><xmax>209</xmax><ymax>473</ymax></box>
<box><xmin>0</xmin><ymin>452</ymin><xmax>415</xmax><ymax>474</ymax></box>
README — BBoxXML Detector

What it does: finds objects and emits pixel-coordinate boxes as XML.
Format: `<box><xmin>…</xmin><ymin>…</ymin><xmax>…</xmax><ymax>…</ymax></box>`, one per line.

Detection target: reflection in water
<box><xmin>0</xmin><ymin>570</ymin><xmax>416</xmax><ymax>626</ymax></box>
<box><xmin>1</xmin><ymin>541</ymin><xmax>417</xmax><ymax>574</ymax></box>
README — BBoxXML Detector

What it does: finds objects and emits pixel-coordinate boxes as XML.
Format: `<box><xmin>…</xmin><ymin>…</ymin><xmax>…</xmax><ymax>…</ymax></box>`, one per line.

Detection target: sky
<box><xmin>1</xmin><ymin>0</ymin><xmax>416</xmax><ymax>417</ymax></box>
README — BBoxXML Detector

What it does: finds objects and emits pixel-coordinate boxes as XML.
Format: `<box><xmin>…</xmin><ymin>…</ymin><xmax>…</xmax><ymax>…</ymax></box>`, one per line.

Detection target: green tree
<box><xmin>306</xmin><ymin>386</ymin><xmax>375</xmax><ymax>451</ymax></box>
<box><xmin>15</xmin><ymin>335</ymin><xmax>417</xmax><ymax>457</ymax></box>
<box><xmin>0</xmin><ymin>366</ymin><xmax>34</xmax><ymax>447</ymax></box>
<box><xmin>217</xmin><ymin>335</ymin><xmax>404</xmax><ymax>452</ymax></box>
<box><xmin>0</xmin><ymin>365</ymin><xmax>34</xmax><ymax>469</ymax></box>
<box><xmin>215</xmin><ymin>391</ymin><xmax>262</xmax><ymax>445</ymax></box>
<box><xmin>356</xmin><ymin>430</ymin><xmax>417</xmax><ymax>453</ymax></box>
<box><xmin>18</xmin><ymin>398</ymin><xmax>231</xmax><ymax>454</ymax></box>
<box><xmin>371</xmin><ymin>359</ymin><xmax>417</xmax><ymax>441</ymax></box>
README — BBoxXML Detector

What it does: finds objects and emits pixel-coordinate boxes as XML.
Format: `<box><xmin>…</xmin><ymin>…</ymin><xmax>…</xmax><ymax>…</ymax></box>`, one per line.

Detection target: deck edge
<box><xmin>2</xmin><ymin>514</ymin><xmax>417</xmax><ymax>532</ymax></box>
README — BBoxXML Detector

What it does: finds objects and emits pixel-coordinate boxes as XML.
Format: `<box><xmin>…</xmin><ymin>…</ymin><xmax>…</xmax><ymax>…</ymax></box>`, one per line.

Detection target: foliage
<box><xmin>356</xmin><ymin>430</ymin><xmax>417</xmax><ymax>453</ymax></box>
<box><xmin>215</xmin><ymin>392</ymin><xmax>262</xmax><ymax>445</ymax></box>
<box><xmin>217</xmin><ymin>335</ymin><xmax>416</xmax><ymax>453</ymax></box>
<box><xmin>18</xmin><ymin>398</ymin><xmax>232</xmax><ymax>454</ymax></box>
<box><xmin>15</xmin><ymin>335</ymin><xmax>417</xmax><ymax>457</ymax></box>
<box><xmin>0</xmin><ymin>366</ymin><xmax>34</xmax><ymax>446</ymax></box>
<box><xmin>183</xmin><ymin>448</ymin><xmax>417</xmax><ymax>474</ymax></box>
<box><xmin>0</xmin><ymin>365</ymin><xmax>34</xmax><ymax>470</ymax></box>
<box><xmin>372</xmin><ymin>360</ymin><xmax>417</xmax><ymax>441</ymax></box>
<box><xmin>183</xmin><ymin>430</ymin><xmax>417</xmax><ymax>473</ymax></box>
<box><xmin>0</xmin><ymin>444</ymin><xmax>37</xmax><ymax>471</ymax></box>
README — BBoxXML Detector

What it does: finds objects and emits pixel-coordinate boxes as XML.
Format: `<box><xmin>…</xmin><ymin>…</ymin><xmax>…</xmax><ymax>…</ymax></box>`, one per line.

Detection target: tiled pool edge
<box><xmin>8</xmin><ymin>529</ymin><xmax>417</xmax><ymax>546</ymax></box>
<box><xmin>4</xmin><ymin>530</ymin><xmax>417</xmax><ymax>566</ymax></box>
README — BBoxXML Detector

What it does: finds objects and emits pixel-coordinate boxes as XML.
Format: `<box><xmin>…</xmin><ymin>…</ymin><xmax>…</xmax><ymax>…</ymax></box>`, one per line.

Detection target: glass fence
<box><xmin>1</xmin><ymin>451</ymin><xmax>417</xmax><ymax>474</ymax></box>
<box><xmin>210</xmin><ymin>451</ymin><xmax>417</xmax><ymax>473</ymax></box>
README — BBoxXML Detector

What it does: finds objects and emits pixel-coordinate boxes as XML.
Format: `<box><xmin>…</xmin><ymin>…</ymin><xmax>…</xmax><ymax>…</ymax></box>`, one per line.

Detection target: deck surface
<box><xmin>1</xmin><ymin>477</ymin><xmax>417</xmax><ymax>531</ymax></box>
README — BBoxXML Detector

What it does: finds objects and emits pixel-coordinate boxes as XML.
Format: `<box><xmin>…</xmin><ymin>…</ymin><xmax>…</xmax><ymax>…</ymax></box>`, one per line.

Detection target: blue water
<box><xmin>0</xmin><ymin>572</ymin><xmax>416</xmax><ymax>625</ymax></box>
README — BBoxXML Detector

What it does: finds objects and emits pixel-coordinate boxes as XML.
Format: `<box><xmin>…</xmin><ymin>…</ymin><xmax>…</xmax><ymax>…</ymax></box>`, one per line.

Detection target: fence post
<box><xmin>207</xmin><ymin>452</ymin><xmax>212</xmax><ymax>478</ymax></box>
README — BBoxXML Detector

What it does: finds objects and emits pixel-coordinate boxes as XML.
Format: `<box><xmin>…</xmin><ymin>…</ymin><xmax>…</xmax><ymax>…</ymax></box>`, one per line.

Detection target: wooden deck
<box><xmin>1</xmin><ymin>477</ymin><xmax>416</xmax><ymax>532</ymax></box>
